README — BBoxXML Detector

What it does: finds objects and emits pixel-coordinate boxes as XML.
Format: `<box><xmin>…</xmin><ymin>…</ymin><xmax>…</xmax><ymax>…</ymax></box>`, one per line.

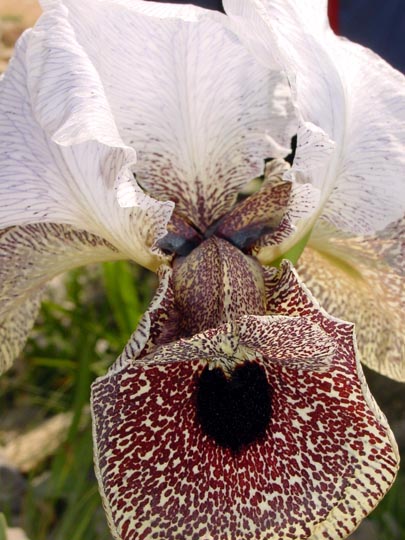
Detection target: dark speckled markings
<box><xmin>172</xmin><ymin>236</ymin><xmax>266</xmax><ymax>336</ymax></box>
<box><xmin>91</xmin><ymin>261</ymin><xmax>399</xmax><ymax>540</ymax></box>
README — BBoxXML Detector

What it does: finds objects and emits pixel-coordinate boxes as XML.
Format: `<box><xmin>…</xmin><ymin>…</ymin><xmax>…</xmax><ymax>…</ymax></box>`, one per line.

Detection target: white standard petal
<box><xmin>41</xmin><ymin>0</ymin><xmax>296</xmax><ymax>230</ymax></box>
<box><xmin>0</xmin><ymin>29</ymin><xmax>173</xmax><ymax>271</ymax></box>
<box><xmin>224</xmin><ymin>0</ymin><xmax>405</xmax><ymax>235</ymax></box>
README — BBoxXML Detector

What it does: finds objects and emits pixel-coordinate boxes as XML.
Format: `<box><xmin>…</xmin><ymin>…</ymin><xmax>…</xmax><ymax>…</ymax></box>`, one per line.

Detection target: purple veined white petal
<box><xmin>223</xmin><ymin>0</ymin><xmax>405</xmax><ymax>242</ymax></box>
<box><xmin>37</xmin><ymin>0</ymin><xmax>297</xmax><ymax>230</ymax></box>
<box><xmin>220</xmin><ymin>0</ymin><xmax>405</xmax><ymax>381</ymax></box>
<box><xmin>0</xmin><ymin>29</ymin><xmax>173</xmax><ymax>271</ymax></box>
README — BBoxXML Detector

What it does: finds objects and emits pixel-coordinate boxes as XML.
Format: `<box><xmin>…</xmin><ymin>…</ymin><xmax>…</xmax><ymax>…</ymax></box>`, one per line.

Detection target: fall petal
<box><xmin>92</xmin><ymin>358</ymin><xmax>398</xmax><ymax>540</ymax></box>
<box><xmin>224</xmin><ymin>0</ymin><xmax>405</xmax><ymax>235</ymax></box>
<box><xmin>0</xmin><ymin>223</ymin><xmax>123</xmax><ymax>374</ymax></box>
<box><xmin>296</xmin><ymin>221</ymin><xmax>405</xmax><ymax>381</ymax></box>
<box><xmin>42</xmin><ymin>0</ymin><xmax>296</xmax><ymax>230</ymax></box>
<box><xmin>0</xmin><ymin>28</ymin><xmax>172</xmax><ymax>271</ymax></box>
<box><xmin>91</xmin><ymin>261</ymin><xmax>398</xmax><ymax>540</ymax></box>
<box><xmin>92</xmin><ymin>346</ymin><xmax>397</xmax><ymax>540</ymax></box>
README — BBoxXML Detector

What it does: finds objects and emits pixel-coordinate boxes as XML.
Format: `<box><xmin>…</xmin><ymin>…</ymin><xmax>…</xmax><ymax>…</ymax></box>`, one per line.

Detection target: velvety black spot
<box><xmin>195</xmin><ymin>361</ymin><xmax>272</xmax><ymax>452</ymax></box>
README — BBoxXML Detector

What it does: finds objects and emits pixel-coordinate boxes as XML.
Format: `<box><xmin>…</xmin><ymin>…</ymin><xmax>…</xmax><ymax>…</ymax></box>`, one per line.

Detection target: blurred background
<box><xmin>0</xmin><ymin>1</ymin><xmax>404</xmax><ymax>539</ymax></box>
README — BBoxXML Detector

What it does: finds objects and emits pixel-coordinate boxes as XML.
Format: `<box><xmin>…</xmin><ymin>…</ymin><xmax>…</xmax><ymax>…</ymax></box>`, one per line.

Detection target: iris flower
<box><xmin>0</xmin><ymin>0</ymin><xmax>403</xmax><ymax>539</ymax></box>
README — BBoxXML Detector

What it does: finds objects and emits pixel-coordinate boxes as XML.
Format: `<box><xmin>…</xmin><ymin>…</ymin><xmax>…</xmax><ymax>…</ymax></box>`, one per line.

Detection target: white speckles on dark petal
<box><xmin>92</xmin><ymin>261</ymin><xmax>399</xmax><ymax>540</ymax></box>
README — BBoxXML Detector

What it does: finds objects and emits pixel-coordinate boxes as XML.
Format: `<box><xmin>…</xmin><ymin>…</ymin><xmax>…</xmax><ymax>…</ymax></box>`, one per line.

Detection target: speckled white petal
<box><xmin>296</xmin><ymin>219</ymin><xmax>405</xmax><ymax>382</ymax></box>
<box><xmin>0</xmin><ymin>223</ymin><xmax>125</xmax><ymax>374</ymax></box>
<box><xmin>0</xmin><ymin>288</ymin><xmax>43</xmax><ymax>374</ymax></box>
<box><xmin>224</xmin><ymin>0</ymin><xmax>405</xmax><ymax>235</ymax></box>
<box><xmin>0</xmin><ymin>29</ymin><xmax>173</xmax><ymax>271</ymax></box>
<box><xmin>42</xmin><ymin>0</ymin><xmax>296</xmax><ymax>230</ymax></box>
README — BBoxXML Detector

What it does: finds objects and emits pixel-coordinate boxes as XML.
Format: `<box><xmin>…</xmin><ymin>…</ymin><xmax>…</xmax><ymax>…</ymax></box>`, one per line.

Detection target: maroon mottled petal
<box><xmin>92</xmin><ymin>261</ymin><xmax>398</xmax><ymax>540</ymax></box>
<box><xmin>213</xmin><ymin>159</ymin><xmax>319</xmax><ymax>265</ymax></box>
<box><xmin>172</xmin><ymin>237</ymin><xmax>266</xmax><ymax>335</ymax></box>
<box><xmin>215</xmin><ymin>176</ymin><xmax>291</xmax><ymax>244</ymax></box>
<box><xmin>166</xmin><ymin>212</ymin><xmax>203</xmax><ymax>243</ymax></box>
<box><xmin>116</xmin><ymin>315</ymin><xmax>334</xmax><ymax>373</ymax></box>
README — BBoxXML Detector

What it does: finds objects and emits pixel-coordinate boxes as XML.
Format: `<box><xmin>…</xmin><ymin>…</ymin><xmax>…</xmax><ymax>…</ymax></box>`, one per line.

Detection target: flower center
<box><xmin>195</xmin><ymin>361</ymin><xmax>272</xmax><ymax>452</ymax></box>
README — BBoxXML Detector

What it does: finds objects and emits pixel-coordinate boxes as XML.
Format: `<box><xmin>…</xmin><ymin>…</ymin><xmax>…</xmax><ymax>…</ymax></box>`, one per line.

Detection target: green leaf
<box><xmin>102</xmin><ymin>261</ymin><xmax>143</xmax><ymax>340</ymax></box>
<box><xmin>0</xmin><ymin>514</ymin><xmax>7</xmax><ymax>540</ymax></box>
